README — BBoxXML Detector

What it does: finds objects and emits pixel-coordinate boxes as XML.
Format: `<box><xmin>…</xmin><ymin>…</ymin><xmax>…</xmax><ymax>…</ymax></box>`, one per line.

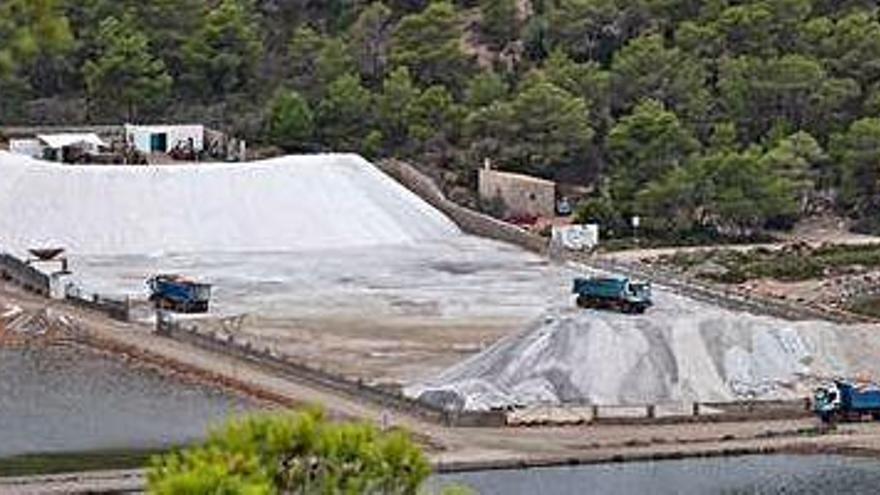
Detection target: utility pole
<box><xmin>632</xmin><ymin>215</ymin><xmax>640</xmax><ymax>246</ymax></box>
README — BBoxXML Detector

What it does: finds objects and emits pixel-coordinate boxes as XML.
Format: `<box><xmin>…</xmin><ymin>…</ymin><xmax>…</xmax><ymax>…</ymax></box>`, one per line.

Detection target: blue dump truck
<box><xmin>572</xmin><ymin>275</ymin><xmax>653</xmax><ymax>314</ymax></box>
<box><xmin>147</xmin><ymin>274</ymin><xmax>212</xmax><ymax>313</ymax></box>
<box><xmin>814</xmin><ymin>380</ymin><xmax>880</xmax><ymax>423</ymax></box>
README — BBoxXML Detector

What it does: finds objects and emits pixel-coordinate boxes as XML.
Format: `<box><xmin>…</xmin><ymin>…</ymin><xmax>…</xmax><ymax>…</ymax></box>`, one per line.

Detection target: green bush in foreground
<box><xmin>147</xmin><ymin>409</ymin><xmax>431</xmax><ymax>494</ymax></box>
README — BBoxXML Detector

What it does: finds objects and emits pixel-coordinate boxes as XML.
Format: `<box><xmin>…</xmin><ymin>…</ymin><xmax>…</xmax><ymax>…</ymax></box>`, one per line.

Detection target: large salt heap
<box><xmin>407</xmin><ymin>288</ymin><xmax>880</xmax><ymax>410</ymax></box>
<box><xmin>0</xmin><ymin>152</ymin><xmax>459</xmax><ymax>255</ymax></box>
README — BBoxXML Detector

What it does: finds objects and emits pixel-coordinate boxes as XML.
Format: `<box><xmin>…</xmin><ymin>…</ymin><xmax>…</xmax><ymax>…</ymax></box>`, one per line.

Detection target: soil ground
<box><xmin>67</xmin><ymin>237</ymin><xmax>579</xmax><ymax>386</ymax></box>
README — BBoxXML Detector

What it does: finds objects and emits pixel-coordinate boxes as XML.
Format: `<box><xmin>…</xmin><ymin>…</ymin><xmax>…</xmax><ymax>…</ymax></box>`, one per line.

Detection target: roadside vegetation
<box><xmin>4</xmin><ymin>1</ymin><xmax>880</xmax><ymax>241</ymax></box>
<box><xmin>663</xmin><ymin>243</ymin><xmax>880</xmax><ymax>285</ymax></box>
<box><xmin>658</xmin><ymin>243</ymin><xmax>880</xmax><ymax>318</ymax></box>
<box><xmin>847</xmin><ymin>295</ymin><xmax>880</xmax><ymax>319</ymax></box>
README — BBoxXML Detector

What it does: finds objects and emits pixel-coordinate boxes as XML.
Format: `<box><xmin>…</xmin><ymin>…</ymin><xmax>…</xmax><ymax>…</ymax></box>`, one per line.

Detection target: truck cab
<box><xmin>813</xmin><ymin>383</ymin><xmax>841</xmax><ymax>422</ymax></box>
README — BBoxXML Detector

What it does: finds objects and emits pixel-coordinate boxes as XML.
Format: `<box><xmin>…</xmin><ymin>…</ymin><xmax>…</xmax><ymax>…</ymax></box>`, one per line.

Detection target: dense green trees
<box><xmin>317</xmin><ymin>74</ymin><xmax>375</xmax><ymax>151</ymax></box>
<box><xmin>83</xmin><ymin>15</ymin><xmax>171</xmax><ymax>121</ymax></box>
<box><xmin>181</xmin><ymin>0</ymin><xmax>262</xmax><ymax>98</ymax></box>
<box><xmin>831</xmin><ymin>118</ymin><xmax>880</xmax><ymax>217</ymax></box>
<box><xmin>466</xmin><ymin>79</ymin><xmax>594</xmax><ymax>176</ymax></box>
<box><xmin>349</xmin><ymin>2</ymin><xmax>393</xmax><ymax>84</ymax></box>
<box><xmin>10</xmin><ymin>0</ymin><xmax>880</xmax><ymax>237</ymax></box>
<box><xmin>480</xmin><ymin>0</ymin><xmax>519</xmax><ymax>47</ymax></box>
<box><xmin>267</xmin><ymin>90</ymin><xmax>314</xmax><ymax>152</ymax></box>
<box><xmin>607</xmin><ymin>99</ymin><xmax>699</xmax><ymax>207</ymax></box>
<box><xmin>0</xmin><ymin>0</ymin><xmax>72</xmax><ymax>94</ymax></box>
<box><xmin>391</xmin><ymin>1</ymin><xmax>473</xmax><ymax>92</ymax></box>
<box><xmin>638</xmin><ymin>148</ymin><xmax>800</xmax><ymax>235</ymax></box>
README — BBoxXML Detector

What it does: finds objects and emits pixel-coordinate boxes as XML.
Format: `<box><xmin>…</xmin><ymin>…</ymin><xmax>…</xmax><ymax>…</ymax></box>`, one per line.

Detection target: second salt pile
<box><xmin>408</xmin><ymin>289</ymin><xmax>880</xmax><ymax>411</ymax></box>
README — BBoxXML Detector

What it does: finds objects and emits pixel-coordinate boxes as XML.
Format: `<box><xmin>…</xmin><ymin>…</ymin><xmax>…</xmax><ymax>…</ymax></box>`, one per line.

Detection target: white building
<box><xmin>10</xmin><ymin>133</ymin><xmax>107</xmax><ymax>161</ymax></box>
<box><xmin>124</xmin><ymin>124</ymin><xmax>204</xmax><ymax>154</ymax></box>
<box><xmin>8</xmin><ymin>138</ymin><xmax>44</xmax><ymax>158</ymax></box>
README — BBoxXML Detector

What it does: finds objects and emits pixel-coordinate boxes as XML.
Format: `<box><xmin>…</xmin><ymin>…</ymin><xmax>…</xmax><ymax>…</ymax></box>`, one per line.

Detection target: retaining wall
<box><xmin>0</xmin><ymin>253</ymin><xmax>50</xmax><ymax>296</ymax></box>
<box><xmin>378</xmin><ymin>159</ymin><xmax>547</xmax><ymax>253</ymax></box>
<box><xmin>158</xmin><ymin>317</ymin><xmax>506</xmax><ymax>427</ymax></box>
<box><xmin>65</xmin><ymin>293</ymin><xmax>131</xmax><ymax>322</ymax></box>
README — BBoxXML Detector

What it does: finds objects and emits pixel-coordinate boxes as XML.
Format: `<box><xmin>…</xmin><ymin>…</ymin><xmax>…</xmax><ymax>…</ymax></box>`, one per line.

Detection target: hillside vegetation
<box><xmin>3</xmin><ymin>0</ymin><xmax>880</xmax><ymax>240</ymax></box>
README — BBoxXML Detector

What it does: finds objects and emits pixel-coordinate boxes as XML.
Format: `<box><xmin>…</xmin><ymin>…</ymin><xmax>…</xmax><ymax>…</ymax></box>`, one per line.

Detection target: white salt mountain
<box><xmin>0</xmin><ymin>152</ymin><xmax>458</xmax><ymax>256</ymax></box>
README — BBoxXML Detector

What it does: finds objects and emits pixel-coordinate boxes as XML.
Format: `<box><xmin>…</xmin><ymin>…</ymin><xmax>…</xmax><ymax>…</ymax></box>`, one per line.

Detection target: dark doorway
<box><xmin>150</xmin><ymin>133</ymin><xmax>168</xmax><ymax>152</ymax></box>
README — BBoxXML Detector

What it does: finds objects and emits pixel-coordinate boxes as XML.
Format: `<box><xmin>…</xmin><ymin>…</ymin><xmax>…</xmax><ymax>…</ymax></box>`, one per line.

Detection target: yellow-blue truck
<box><xmin>572</xmin><ymin>276</ymin><xmax>652</xmax><ymax>314</ymax></box>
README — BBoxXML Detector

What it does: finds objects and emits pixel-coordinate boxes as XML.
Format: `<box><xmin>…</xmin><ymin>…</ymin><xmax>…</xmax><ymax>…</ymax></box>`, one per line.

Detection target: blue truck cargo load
<box><xmin>814</xmin><ymin>380</ymin><xmax>880</xmax><ymax>422</ymax></box>
<box><xmin>147</xmin><ymin>274</ymin><xmax>211</xmax><ymax>314</ymax></box>
<box><xmin>572</xmin><ymin>275</ymin><xmax>652</xmax><ymax>314</ymax></box>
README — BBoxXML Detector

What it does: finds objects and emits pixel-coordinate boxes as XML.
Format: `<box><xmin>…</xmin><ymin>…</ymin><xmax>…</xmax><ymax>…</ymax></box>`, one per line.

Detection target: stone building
<box><xmin>478</xmin><ymin>167</ymin><xmax>556</xmax><ymax>219</ymax></box>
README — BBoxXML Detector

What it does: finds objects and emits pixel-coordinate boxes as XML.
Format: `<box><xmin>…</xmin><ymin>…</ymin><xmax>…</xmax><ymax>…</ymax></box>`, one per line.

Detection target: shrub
<box><xmin>148</xmin><ymin>409</ymin><xmax>430</xmax><ymax>495</ymax></box>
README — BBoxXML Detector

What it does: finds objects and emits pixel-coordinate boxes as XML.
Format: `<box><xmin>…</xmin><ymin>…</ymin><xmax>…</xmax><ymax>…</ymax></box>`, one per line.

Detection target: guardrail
<box><xmin>0</xmin><ymin>253</ymin><xmax>51</xmax><ymax>296</ymax></box>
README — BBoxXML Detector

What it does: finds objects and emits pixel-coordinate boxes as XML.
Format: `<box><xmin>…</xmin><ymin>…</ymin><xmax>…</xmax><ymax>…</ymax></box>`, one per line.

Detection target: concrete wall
<box><xmin>0</xmin><ymin>253</ymin><xmax>50</xmax><ymax>296</ymax></box>
<box><xmin>478</xmin><ymin>169</ymin><xmax>556</xmax><ymax>218</ymax></box>
<box><xmin>378</xmin><ymin>159</ymin><xmax>548</xmax><ymax>254</ymax></box>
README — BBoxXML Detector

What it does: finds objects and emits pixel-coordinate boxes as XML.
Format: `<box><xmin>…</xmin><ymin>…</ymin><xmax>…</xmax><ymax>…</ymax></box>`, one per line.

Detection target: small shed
<box><xmin>36</xmin><ymin>133</ymin><xmax>107</xmax><ymax>162</ymax></box>
<box><xmin>9</xmin><ymin>138</ymin><xmax>44</xmax><ymax>158</ymax></box>
<box><xmin>124</xmin><ymin>124</ymin><xmax>204</xmax><ymax>154</ymax></box>
<box><xmin>479</xmin><ymin>168</ymin><xmax>557</xmax><ymax>219</ymax></box>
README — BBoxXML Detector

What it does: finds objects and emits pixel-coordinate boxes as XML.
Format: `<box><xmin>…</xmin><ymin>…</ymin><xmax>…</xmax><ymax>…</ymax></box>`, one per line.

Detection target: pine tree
<box><xmin>83</xmin><ymin>15</ymin><xmax>171</xmax><ymax>121</ymax></box>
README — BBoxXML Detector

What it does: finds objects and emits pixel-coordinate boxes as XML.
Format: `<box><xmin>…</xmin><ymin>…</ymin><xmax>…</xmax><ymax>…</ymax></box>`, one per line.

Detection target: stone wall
<box><xmin>378</xmin><ymin>159</ymin><xmax>548</xmax><ymax>254</ymax></box>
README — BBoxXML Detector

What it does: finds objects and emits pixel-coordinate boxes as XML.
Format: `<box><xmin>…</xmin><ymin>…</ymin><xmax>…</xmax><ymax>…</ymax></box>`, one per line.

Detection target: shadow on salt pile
<box><xmin>406</xmin><ymin>298</ymin><xmax>880</xmax><ymax>411</ymax></box>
